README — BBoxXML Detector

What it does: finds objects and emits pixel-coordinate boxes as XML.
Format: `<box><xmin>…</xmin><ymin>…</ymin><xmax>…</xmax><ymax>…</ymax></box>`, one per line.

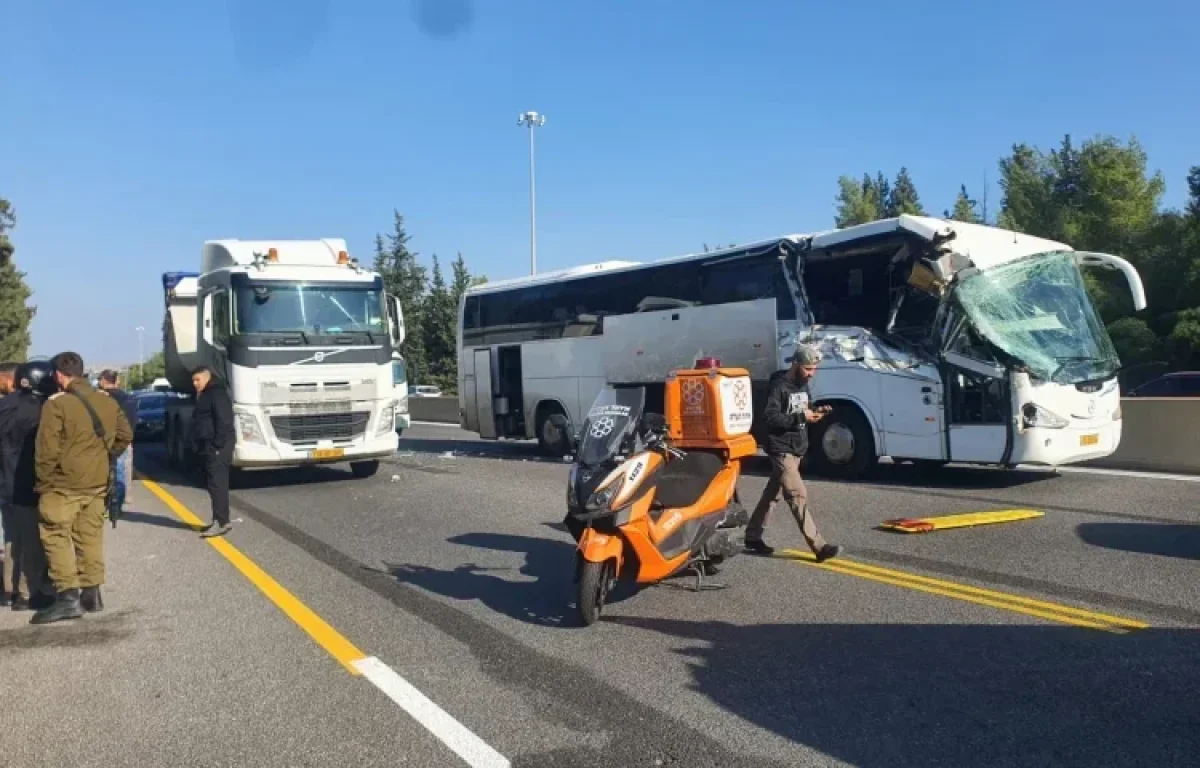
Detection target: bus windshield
<box><xmin>955</xmin><ymin>251</ymin><xmax>1120</xmax><ymax>385</ymax></box>
<box><xmin>234</xmin><ymin>281</ymin><xmax>385</xmax><ymax>337</ymax></box>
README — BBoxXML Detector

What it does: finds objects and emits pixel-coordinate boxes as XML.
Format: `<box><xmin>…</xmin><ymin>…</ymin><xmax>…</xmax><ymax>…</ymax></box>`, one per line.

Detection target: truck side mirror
<box><xmin>387</xmin><ymin>294</ymin><xmax>405</xmax><ymax>345</ymax></box>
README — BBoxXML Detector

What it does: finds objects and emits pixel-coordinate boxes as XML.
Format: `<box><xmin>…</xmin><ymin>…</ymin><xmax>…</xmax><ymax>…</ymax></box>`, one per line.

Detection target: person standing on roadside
<box><xmin>0</xmin><ymin>361</ymin><xmax>20</xmax><ymax>606</ymax></box>
<box><xmin>0</xmin><ymin>360</ymin><xmax>58</xmax><ymax>611</ymax></box>
<box><xmin>97</xmin><ymin>370</ymin><xmax>137</xmax><ymax>512</ymax></box>
<box><xmin>743</xmin><ymin>344</ymin><xmax>842</xmax><ymax>562</ymax></box>
<box><xmin>190</xmin><ymin>366</ymin><xmax>235</xmax><ymax>538</ymax></box>
<box><xmin>32</xmin><ymin>351</ymin><xmax>132</xmax><ymax>624</ymax></box>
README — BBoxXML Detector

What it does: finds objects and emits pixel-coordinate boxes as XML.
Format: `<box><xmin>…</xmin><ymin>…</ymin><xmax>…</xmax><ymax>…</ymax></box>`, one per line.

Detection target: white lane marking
<box><xmin>408</xmin><ymin>420</ymin><xmax>463</xmax><ymax>428</ymax></box>
<box><xmin>352</xmin><ymin>656</ymin><xmax>510</xmax><ymax>768</ymax></box>
<box><xmin>1033</xmin><ymin>465</ymin><xmax>1200</xmax><ymax>483</ymax></box>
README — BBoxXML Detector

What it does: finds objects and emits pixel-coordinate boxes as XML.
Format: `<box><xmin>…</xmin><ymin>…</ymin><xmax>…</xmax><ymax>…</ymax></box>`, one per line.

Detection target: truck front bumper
<box><xmin>233</xmin><ymin>431</ymin><xmax>399</xmax><ymax>469</ymax></box>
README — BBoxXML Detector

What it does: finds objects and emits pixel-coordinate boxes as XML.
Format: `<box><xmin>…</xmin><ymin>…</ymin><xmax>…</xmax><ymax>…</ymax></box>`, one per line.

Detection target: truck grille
<box><xmin>270</xmin><ymin>412</ymin><xmax>370</xmax><ymax>443</ymax></box>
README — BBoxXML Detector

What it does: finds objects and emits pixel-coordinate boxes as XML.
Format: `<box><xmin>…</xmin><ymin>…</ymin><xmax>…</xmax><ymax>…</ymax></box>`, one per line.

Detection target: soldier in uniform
<box><xmin>32</xmin><ymin>351</ymin><xmax>132</xmax><ymax>624</ymax></box>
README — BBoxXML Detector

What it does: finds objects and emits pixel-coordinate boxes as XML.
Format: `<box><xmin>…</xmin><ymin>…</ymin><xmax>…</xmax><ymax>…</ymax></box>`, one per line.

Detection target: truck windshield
<box><xmin>955</xmin><ymin>251</ymin><xmax>1120</xmax><ymax>385</ymax></box>
<box><xmin>234</xmin><ymin>282</ymin><xmax>385</xmax><ymax>337</ymax></box>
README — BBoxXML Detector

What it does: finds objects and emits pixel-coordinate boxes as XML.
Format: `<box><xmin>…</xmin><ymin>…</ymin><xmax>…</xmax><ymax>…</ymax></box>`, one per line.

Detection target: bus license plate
<box><xmin>1079</xmin><ymin>433</ymin><xmax>1099</xmax><ymax>447</ymax></box>
<box><xmin>310</xmin><ymin>448</ymin><xmax>345</xmax><ymax>460</ymax></box>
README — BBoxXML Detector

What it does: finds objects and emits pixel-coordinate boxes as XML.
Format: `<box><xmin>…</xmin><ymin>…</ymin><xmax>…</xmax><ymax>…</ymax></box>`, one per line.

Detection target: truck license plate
<box><xmin>310</xmin><ymin>447</ymin><xmax>345</xmax><ymax>460</ymax></box>
<box><xmin>1079</xmin><ymin>433</ymin><xmax>1099</xmax><ymax>447</ymax></box>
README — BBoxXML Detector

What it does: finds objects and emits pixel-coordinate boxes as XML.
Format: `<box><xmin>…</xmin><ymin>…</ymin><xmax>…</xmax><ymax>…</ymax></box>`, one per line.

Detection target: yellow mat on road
<box><xmin>878</xmin><ymin>509</ymin><xmax>1044</xmax><ymax>534</ymax></box>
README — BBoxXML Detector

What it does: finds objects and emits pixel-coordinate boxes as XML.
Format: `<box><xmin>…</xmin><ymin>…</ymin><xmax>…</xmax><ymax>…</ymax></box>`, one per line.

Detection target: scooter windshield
<box><xmin>577</xmin><ymin>386</ymin><xmax>646</xmax><ymax>466</ymax></box>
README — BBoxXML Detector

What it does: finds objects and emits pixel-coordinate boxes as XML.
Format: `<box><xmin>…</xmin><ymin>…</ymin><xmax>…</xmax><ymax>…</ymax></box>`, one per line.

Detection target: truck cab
<box><xmin>163</xmin><ymin>239</ymin><xmax>405</xmax><ymax>478</ymax></box>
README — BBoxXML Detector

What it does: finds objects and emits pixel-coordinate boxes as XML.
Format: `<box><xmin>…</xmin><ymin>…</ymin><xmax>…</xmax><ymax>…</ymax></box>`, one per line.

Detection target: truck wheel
<box><xmin>808</xmin><ymin>404</ymin><xmax>876</xmax><ymax>480</ymax></box>
<box><xmin>351</xmin><ymin>460</ymin><xmax>380</xmax><ymax>479</ymax></box>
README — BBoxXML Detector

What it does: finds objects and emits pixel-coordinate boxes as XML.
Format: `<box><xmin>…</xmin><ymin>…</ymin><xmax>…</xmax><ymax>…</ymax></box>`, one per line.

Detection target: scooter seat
<box><xmin>653</xmin><ymin>451</ymin><xmax>725</xmax><ymax>510</ymax></box>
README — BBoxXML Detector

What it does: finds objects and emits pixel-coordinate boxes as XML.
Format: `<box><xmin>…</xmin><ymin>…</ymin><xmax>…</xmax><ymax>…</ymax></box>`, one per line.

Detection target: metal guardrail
<box><xmin>406</xmin><ymin>397</ymin><xmax>1200</xmax><ymax>475</ymax></box>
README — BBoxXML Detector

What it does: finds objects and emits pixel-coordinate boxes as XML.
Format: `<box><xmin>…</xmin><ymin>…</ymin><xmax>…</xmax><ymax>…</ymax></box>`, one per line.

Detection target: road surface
<box><xmin>2</xmin><ymin>422</ymin><xmax>1197</xmax><ymax>767</ymax></box>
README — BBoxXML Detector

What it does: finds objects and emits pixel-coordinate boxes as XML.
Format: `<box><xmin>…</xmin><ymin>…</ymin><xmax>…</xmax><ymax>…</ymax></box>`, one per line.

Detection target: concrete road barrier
<box><xmin>407</xmin><ymin>396</ymin><xmax>460</xmax><ymax>425</ymax></box>
<box><xmin>1086</xmin><ymin>398</ymin><xmax>1200</xmax><ymax>475</ymax></box>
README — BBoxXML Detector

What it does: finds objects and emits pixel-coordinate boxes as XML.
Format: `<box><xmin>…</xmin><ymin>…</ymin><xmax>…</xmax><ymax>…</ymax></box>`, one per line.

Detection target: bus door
<box><xmin>473</xmin><ymin>348</ymin><xmax>497</xmax><ymax>439</ymax></box>
<box><xmin>942</xmin><ymin>350</ymin><xmax>1011</xmax><ymax>464</ymax></box>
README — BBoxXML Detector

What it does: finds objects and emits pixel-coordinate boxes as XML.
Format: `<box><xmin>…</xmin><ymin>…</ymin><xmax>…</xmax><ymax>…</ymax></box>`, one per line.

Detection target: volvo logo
<box><xmin>313</xmin><ymin>351</ymin><xmax>326</xmax><ymax>362</ymax></box>
<box><xmin>1087</xmin><ymin>399</ymin><xmax>1095</xmax><ymax>417</ymax></box>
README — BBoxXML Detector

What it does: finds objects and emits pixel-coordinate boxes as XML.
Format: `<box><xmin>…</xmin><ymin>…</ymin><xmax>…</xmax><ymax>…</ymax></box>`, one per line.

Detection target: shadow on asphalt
<box><xmin>384</xmin><ymin>531</ymin><xmax>639</xmax><ymax>628</ymax></box>
<box><xmin>119</xmin><ymin>509</ymin><xmax>197</xmax><ymax>531</ymax></box>
<box><xmin>1077</xmin><ymin>522</ymin><xmax>1200</xmax><ymax>561</ymax></box>
<box><xmin>135</xmin><ymin>445</ymin><xmax>361</xmax><ymax>491</ymax></box>
<box><xmin>604</xmin><ymin>616</ymin><xmax>1200</xmax><ymax>768</ymax></box>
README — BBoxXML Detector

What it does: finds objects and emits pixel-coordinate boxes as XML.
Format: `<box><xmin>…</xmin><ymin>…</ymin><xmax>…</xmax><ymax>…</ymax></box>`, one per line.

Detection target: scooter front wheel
<box><xmin>577</xmin><ymin>560</ymin><xmax>611</xmax><ymax>627</ymax></box>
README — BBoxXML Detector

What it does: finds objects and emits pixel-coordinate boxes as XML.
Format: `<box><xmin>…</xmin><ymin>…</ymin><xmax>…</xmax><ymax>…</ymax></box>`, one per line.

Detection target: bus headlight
<box><xmin>234</xmin><ymin>408</ymin><xmax>266</xmax><ymax>445</ymax></box>
<box><xmin>1022</xmin><ymin>403</ymin><xmax>1068</xmax><ymax>429</ymax></box>
<box><xmin>377</xmin><ymin>401</ymin><xmax>397</xmax><ymax>435</ymax></box>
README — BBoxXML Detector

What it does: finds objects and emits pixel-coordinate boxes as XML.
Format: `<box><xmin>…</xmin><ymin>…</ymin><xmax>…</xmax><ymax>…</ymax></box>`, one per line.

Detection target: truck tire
<box><xmin>807</xmin><ymin>403</ymin><xmax>876</xmax><ymax>480</ymax></box>
<box><xmin>351</xmin><ymin>460</ymin><xmax>380</xmax><ymax>479</ymax></box>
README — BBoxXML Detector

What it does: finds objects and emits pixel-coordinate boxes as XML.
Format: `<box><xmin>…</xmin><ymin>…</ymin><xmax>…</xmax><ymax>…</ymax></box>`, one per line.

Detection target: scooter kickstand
<box><xmin>688</xmin><ymin>561</ymin><xmax>728</xmax><ymax>592</ymax></box>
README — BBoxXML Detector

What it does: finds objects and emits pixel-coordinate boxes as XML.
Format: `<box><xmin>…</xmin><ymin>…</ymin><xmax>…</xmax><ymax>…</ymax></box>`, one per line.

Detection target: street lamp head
<box><xmin>518</xmin><ymin>111</ymin><xmax>545</xmax><ymax>127</ymax></box>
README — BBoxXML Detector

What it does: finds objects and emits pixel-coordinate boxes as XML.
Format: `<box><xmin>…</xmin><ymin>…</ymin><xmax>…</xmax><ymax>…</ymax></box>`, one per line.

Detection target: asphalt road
<box><xmin>5</xmin><ymin>423</ymin><xmax>1198</xmax><ymax>767</ymax></box>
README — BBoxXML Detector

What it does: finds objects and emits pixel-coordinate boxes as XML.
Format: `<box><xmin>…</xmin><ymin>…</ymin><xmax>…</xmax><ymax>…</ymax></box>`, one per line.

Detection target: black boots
<box><xmin>81</xmin><ymin>586</ymin><xmax>104</xmax><ymax>613</ymax></box>
<box><xmin>30</xmin><ymin>588</ymin><xmax>85</xmax><ymax>624</ymax></box>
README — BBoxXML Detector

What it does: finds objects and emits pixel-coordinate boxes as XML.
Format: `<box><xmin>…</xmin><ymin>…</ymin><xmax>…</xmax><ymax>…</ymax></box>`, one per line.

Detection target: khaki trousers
<box><xmin>39</xmin><ymin>489</ymin><xmax>107</xmax><ymax>592</ymax></box>
<box><xmin>746</xmin><ymin>454</ymin><xmax>827</xmax><ymax>553</ymax></box>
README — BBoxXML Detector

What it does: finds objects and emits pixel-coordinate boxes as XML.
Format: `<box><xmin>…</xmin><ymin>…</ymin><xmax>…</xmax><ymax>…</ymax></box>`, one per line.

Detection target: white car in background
<box><xmin>408</xmin><ymin>385</ymin><xmax>442</xmax><ymax>398</ymax></box>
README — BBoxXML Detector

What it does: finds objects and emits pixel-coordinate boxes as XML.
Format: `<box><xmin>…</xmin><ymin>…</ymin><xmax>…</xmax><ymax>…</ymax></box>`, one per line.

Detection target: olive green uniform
<box><xmin>35</xmin><ymin>381</ymin><xmax>132</xmax><ymax>592</ymax></box>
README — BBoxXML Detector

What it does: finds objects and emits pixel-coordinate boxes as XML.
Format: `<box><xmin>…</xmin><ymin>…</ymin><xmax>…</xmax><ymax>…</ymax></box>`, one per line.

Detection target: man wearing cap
<box><xmin>744</xmin><ymin>343</ymin><xmax>842</xmax><ymax>562</ymax></box>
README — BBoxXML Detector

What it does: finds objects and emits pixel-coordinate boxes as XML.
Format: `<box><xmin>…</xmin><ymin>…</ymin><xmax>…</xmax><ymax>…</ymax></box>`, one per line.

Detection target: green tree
<box><xmin>947</xmin><ymin>184</ymin><xmax>982</xmax><ymax>223</ymax></box>
<box><xmin>421</xmin><ymin>254</ymin><xmax>457</xmax><ymax>392</ymax></box>
<box><xmin>885</xmin><ymin>167</ymin><xmax>925</xmax><ymax>217</ymax></box>
<box><xmin>128</xmin><ymin>350</ymin><xmax>167</xmax><ymax>390</ymax></box>
<box><xmin>834</xmin><ymin>173</ymin><xmax>885</xmax><ymax>227</ymax></box>
<box><xmin>0</xmin><ymin>198</ymin><xmax>35</xmax><ymax>362</ymax></box>
<box><xmin>374</xmin><ymin>212</ymin><xmax>429</xmax><ymax>383</ymax></box>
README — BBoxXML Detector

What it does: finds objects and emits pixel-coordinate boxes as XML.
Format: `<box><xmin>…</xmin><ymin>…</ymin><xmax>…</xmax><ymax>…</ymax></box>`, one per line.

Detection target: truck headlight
<box><xmin>1022</xmin><ymin>403</ymin><xmax>1068</xmax><ymax>429</ymax></box>
<box><xmin>377</xmin><ymin>401</ymin><xmax>396</xmax><ymax>435</ymax></box>
<box><xmin>234</xmin><ymin>408</ymin><xmax>266</xmax><ymax>444</ymax></box>
<box><xmin>396</xmin><ymin>396</ymin><xmax>408</xmax><ymax>415</ymax></box>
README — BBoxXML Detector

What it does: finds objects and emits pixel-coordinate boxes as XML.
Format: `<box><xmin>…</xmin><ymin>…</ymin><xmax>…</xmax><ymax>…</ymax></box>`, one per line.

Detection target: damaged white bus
<box><xmin>457</xmin><ymin>215</ymin><xmax>1145</xmax><ymax>478</ymax></box>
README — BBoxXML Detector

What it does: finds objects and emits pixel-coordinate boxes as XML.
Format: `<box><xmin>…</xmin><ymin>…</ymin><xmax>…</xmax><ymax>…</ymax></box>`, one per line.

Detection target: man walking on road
<box><xmin>32</xmin><ymin>352</ymin><xmax>132</xmax><ymax>624</ymax></box>
<box><xmin>744</xmin><ymin>344</ymin><xmax>842</xmax><ymax>562</ymax></box>
<box><xmin>190</xmin><ymin>366</ymin><xmax>235</xmax><ymax>539</ymax></box>
<box><xmin>97</xmin><ymin>370</ymin><xmax>137</xmax><ymax>512</ymax></box>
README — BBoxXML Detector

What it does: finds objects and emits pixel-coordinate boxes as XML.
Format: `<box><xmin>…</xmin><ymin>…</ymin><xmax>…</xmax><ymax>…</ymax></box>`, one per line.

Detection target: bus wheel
<box><xmin>809</xmin><ymin>404</ymin><xmax>876</xmax><ymax>480</ymax></box>
<box><xmin>537</xmin><ymin>408</ymin><xmax>572</xmax><ymax>457</ymax></box>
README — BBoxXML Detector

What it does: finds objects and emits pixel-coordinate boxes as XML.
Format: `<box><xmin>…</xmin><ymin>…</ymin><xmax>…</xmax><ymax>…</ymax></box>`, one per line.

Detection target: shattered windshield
<box><xmin>955</xmin><ymin>251</ymin><xmax>1120</xmax><ymax>385</ymax></box>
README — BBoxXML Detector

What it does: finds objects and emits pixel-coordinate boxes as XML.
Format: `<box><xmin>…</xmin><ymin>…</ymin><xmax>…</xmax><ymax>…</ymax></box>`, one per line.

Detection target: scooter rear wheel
<box><xmin>578</xmin><ymin>560</ymin><xmax>611</xmax><ymax>627</ymax></box>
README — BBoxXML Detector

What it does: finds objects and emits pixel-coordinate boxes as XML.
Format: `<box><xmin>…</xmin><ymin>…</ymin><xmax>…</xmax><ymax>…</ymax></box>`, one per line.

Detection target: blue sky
<box><xmin>2</xmin><ymin>0</ymin><xmax>1195</xmax><ymax>364</ymax></box>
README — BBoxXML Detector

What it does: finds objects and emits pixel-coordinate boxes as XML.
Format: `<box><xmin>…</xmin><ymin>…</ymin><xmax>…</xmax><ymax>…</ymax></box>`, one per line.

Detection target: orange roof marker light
<box><xmin>266</xmin><ymin>247</ymin><xmax>279</xmax><ymax>262</ymax></box>
<box><xmin>337</xmin><ymin>250</ymin><xmax>350</xmax><ymax>264</ymax></box>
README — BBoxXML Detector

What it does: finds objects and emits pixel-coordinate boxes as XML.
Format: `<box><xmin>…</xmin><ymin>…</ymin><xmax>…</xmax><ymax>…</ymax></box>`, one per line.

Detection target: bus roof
<box><xmin>466</xmin><ymin>215</ymin><xmax>1074</xmax><ymax>298</ymax></box>
<box><xmin>465</xmin><ymin>235</ymin><xmax>806</xmax><ymax>297</ymax></box>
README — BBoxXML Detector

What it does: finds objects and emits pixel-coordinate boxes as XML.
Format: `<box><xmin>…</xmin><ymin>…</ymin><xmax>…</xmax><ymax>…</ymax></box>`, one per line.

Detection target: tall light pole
<box><xmin>135</xmin><ymin>326</ymin><xmax>145</xmax><ymax>386</ymax></box>
<box><xmin>517</xmin><ymin>111</ymin><xmax>545</xmax><ymax>276</ymax></box>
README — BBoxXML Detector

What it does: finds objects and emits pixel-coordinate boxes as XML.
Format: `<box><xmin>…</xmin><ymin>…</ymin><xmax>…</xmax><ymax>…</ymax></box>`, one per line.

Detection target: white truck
<box><xmin>162</xmin><ymin>238</ymin><xmax>410</xmax><ymax>478</ymax></box>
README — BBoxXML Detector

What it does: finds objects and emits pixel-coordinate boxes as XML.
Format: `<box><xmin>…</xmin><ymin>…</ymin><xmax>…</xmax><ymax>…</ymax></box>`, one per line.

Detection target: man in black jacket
<box><xmin>0</xmin><ymin>361</ymin><xmax>19</xmax><ymax>605</ymax></box>
<box><xmin>190</xmin><ymin>366</ymin><xmax>235</xmax><ymax>538</ymax></box>
<box><xmin>0</xmin><ymin>360</ymin><xmax>57</xmax><ymax>610</ymax></box>
<box><xmin>744</xmin><ymin>344</ymin><xmax>842</xmax><ymax>562</ymax></box>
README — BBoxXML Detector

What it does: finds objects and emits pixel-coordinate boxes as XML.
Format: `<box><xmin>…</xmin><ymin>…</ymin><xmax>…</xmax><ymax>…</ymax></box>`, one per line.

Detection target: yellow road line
<box><xmin>777</xmin><ymin>549</ymin><xmax>1149</xmax><ymax>633</ymax></box>
<box><xmin>140</xmin><ymin>479</ymin><xmax>368</xmax><ymax>674</ymax></box>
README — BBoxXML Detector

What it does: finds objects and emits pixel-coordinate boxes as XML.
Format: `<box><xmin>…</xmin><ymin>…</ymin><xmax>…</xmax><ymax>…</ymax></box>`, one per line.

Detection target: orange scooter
<box><xmin>564</xmin><ymin>361</ymin><xmax>758</xmax><ymax>625</ymax></box>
